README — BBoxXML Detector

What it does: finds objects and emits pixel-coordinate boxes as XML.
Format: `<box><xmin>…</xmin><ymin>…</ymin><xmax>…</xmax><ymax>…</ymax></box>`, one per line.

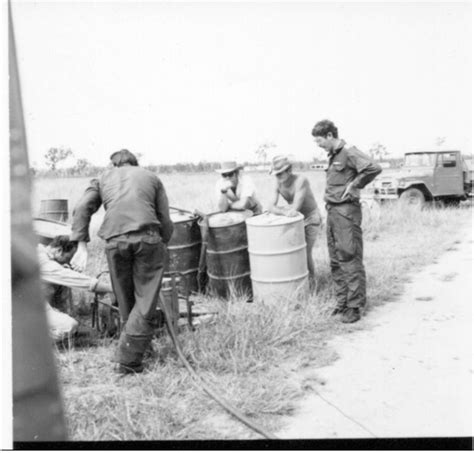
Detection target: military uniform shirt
<box><xmin>325</xmin><ymin>140</ymin><xmax>382</xmax><ymax>204</ymax></box>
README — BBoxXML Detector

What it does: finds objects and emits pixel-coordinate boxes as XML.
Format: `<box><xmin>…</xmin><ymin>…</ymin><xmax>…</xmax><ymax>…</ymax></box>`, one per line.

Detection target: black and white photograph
<box><xmin>5</xmin><ymin>0</ymin><xmax>472</xmax><ymax>449</ymax></box>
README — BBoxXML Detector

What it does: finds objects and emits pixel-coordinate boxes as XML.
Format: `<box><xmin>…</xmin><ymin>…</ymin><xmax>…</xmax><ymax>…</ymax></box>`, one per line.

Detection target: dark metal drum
<box><xmin>201</xmin><ymin>210</ymin><xmax>253</xmax><ymax>300</ymax></box>
<box><xmin>39</xmin><ymin>199</ymin><xmax>69</xmax><ymax>222</ymax></box>
<box><xmin>164</xmin><ymin>210</ymin><xmax>202</xmax><ymax>293</ymax></box>
<box><xmin>32</xmin><ymin>218</ymin><xmax>72</xmax><ymax>245</ymax></box>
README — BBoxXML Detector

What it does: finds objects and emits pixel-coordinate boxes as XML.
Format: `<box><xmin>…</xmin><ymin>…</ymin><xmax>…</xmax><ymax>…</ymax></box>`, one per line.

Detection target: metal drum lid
<box><xmin>246</xmin><ymin>211</ymin><xmax>303</xmax><ymax>226</ymax></box>
<box><xmin>170</xmin><ymin>211</ymin><xmax>197</xmax><ymax>224</ymax></box>
<box><xmin>207</xmin><ymin>210</ymin><xmax>253</xmax><ymax>228</ymax></box>
<box><xmin>33</xmin><ymin>218</ymin><xmax>71</xmax><ymax>239</ymax></box>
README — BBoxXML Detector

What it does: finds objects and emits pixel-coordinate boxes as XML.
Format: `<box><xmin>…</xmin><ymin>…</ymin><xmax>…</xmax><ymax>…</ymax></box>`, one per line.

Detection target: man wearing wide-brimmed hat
<box><xmin>215</xmin><ymin>161</ymin><xmax>262</xmax><ymax>215</ymax></box>
<box><xmin>268</xmin><ymin>155</ymin><xmax>322</xmax><ymax>290</ymax></box>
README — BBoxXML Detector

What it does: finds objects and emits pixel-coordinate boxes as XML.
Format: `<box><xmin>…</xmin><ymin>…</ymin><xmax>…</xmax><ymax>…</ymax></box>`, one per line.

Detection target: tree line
<box><xmin>33</xmin><ymin>142</ymin><xmax>406</xmax><ymax>177</ymax></box>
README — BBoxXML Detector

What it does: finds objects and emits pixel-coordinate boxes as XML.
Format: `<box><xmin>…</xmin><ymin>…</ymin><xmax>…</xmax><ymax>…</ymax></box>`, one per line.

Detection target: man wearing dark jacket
<box><xmin>312</xmin><ymin>120</ymin><xmax>382</xmax><ymax>323</ymax></box>
<box><xmin>70</xmin><ymin>149</ymin><xmax>174</xmax><ymax>374</ymax></box>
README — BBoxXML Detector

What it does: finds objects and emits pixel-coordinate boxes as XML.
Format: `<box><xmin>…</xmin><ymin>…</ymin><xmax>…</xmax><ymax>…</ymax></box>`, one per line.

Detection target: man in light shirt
<box><xmin>38</xmin><ymin>235</ymin><xmax>112</xmax><ymax>341</ymax></box>
<box><xmin>215</xmin><ymin>161</ymin><xmax>262</xmax><ymax>215</ymax></box>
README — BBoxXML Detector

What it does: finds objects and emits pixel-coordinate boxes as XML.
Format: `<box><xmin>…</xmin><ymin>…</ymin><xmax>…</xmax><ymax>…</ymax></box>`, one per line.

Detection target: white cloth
<box><xmin>45</xmin><ymin>303</ymin><xmax>78</xmax><ymax>342</ymax></box>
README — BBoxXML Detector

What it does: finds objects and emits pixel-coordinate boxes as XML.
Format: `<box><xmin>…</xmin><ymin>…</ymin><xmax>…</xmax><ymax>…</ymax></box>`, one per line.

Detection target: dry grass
<box><xmin>33</xmin><ymin>174</ymin><xmax>472</xmax><ymax>440</ymax></box>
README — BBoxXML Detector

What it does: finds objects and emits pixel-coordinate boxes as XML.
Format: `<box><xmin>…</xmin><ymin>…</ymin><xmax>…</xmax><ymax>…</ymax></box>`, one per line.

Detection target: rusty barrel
<box><xmin>164</xmin><ymin>210</ymin><xmax>201</xmax><ymax>293</ymax></box>
<box><xmin>32</xmin><ymin>218</ymin><xmax>72</xmax><ymax>245</ymax></box>
<box><xmin>201</xmin><ymin>210</ymin><xmax>253</xmax><ymax>300</ymax></box>
<box><xmin>39</xmin><ymin>199</ymin><xmax>69</xmax><ymax>222</ymax></box>
<box><xmin>246</xmin><ymin>212</ymin><xmax>309</xmax><ymax>302</ymax></box>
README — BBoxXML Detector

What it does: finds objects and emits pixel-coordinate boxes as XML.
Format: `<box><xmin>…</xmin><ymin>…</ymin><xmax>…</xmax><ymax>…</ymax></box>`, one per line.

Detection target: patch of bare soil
<box><xmin>277</xmin><ymin>227</ymin><xmax>473</xmax><ymax>439</ymax></box>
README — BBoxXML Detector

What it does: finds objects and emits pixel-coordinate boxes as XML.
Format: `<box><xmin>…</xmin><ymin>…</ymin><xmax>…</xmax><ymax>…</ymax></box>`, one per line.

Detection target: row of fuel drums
<box><xmin>167</xmin><ymin>209</ymin><xmax>309</xmax><ymax>301</ymax></box>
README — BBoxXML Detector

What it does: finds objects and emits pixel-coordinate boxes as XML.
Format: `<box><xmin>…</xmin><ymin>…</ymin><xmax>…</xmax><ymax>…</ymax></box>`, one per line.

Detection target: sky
<box><xmin>10</xmin><ymin>1</ymin><xmax>472</xmax><ymax>168</ymax></box>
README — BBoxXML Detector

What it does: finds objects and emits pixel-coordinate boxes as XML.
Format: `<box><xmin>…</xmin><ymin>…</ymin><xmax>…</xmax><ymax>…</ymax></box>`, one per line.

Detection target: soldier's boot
<box><xmin>331</xmin><ymin>306</ymin><xmax>346</xmax><ymax>316</ymax></box>
<box><xmin>115</xmin><ymin>333</ymin><xmax>151</xmax><ymax>374</ymax></box>
<box><xmin>341</xmin><ymin>307</ymin><xmax>361</xmax><ymax>323</ymax></box>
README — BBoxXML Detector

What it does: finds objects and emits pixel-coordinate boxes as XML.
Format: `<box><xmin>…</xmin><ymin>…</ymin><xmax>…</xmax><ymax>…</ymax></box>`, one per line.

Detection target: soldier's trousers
<box><xmin>105</xmin><ymin>228</ymin><xmax>165</xmax><ymax>367</ymax></box>
<box><xmin>326</xmin><ymin>202</ymin><xmax>366</xmax><ymax>309</ymax></box>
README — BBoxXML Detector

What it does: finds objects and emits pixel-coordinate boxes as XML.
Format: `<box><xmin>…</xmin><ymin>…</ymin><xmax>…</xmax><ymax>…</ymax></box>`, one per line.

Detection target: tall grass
<box><xmin>34</xmin><ymin>175</ymin><xmax>472</xmax><ymax>440</ymax></box>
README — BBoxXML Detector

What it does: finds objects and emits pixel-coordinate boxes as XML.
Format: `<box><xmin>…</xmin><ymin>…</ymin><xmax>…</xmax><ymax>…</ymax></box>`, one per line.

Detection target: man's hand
<box><xmin>70</xmin><ymin>241</ymin><xmax>88</xmax><ymax>272</ymax></box>
<box><xmin>94</xmin><ymin>280</ymin><xmax>113</xmax><ymax>294</ymax></box>
<box><xmin>285</xmin><ymin>208</ymin><xmax>299</xmax><ymax>217</ymax></box>
<box><xmin>220</xmin><ymin>180</ymin><xmax>233</xmax><ymax>193</ymax></box>
<box><xmin>341</xmin><ymin>182</ymin><xmax>355</xmax><ymax>201</ymax></box>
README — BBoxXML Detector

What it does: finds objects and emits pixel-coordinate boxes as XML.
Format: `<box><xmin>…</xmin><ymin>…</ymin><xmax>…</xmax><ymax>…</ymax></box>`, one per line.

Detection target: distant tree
<box><xmin>435</xmin><ymin>136</ymin><xmax>446</xmax><ymax>147</ymax></box>
<box><xmin>368</xmin><ymin>142</ymin><xmax>388</xmax><ymax>161</ymax></box>
<box><xmin>255</xmin><ymin>142</ymin><xmax>276</xmax><ymax>164</ymax></box>
<box><xmin>44</xmin><ymin>147</ymin><xmax>73</xmax><ymax>171</ymax></box>
<box><xmin>74</xmin><ymin>158</ymin><xmax>92</xmax><ymax>174</ymax></box>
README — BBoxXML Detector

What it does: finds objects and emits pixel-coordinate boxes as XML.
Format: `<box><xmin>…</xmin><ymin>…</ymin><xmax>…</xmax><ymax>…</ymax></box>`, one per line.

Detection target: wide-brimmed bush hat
<box><xmin>269</xmin><ymin>155</ymin><xmax>292</xmax><ymax>175</ymax></box>
<box><xmin>215</xmin><ymin>161</ymin><xmax>243</xmax><ymax>174</ymax></box>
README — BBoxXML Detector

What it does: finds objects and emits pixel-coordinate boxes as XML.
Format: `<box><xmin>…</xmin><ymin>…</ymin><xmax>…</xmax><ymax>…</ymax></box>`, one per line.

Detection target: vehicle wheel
<box><xmin>399</xmin><ymin>188</ymin><xmax>425</xmax><ymax>208</ymax></box>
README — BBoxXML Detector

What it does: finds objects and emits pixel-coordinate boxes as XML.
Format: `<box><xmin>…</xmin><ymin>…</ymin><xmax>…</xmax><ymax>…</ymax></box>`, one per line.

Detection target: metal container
<box><xmin>165</xmin><ymin>211</ymin><xmax>201</xmax><ymax>293</ymax></box>
<box><xmin>32</xmin><ymin>218</ymin><xmax>72</xmax><ymax>245</ymax></box>
<box><xmin>39</xmin><ymin>199</ymin><xmax>69</xmax><ymax>222</ymax></box>
<box><xmin>158</xmin><ymin>277</ymin><xmax>181</xmax><ymax>332</ymax></box>
<box><xmin>246</xmin><ymin>212</ymin><xmax>309</xmax><ymax>302</ymax></box>
<box><xmin>201</xmin><ymin>210</ymin><xmax>253</xmax><ymax>300</ymax></box>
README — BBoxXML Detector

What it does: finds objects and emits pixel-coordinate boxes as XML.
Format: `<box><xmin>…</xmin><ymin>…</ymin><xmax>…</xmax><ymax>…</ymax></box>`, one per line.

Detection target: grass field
<box><xmin>33</xmin><ymin>172</ymin><xmax>472</xmax><ymax>440</ymax></box>
<box><xmin>32</xmin><ymin>170</ymin><xmax>328</xmax><ymax>218</ymax></box>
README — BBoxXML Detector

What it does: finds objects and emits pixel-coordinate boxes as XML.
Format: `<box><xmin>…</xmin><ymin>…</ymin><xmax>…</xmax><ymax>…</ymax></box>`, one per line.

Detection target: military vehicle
<box><xmin>373</xmin><ymin>150</ymin><xmax>473</xmax><ymax>207</ymax></box>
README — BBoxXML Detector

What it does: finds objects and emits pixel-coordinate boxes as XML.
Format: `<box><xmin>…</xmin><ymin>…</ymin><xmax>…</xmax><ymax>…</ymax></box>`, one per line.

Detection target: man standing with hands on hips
<box><xmin>312</xmin><ymin>120</ymin><xmax>382</xmax><ymax>323</ymax></box>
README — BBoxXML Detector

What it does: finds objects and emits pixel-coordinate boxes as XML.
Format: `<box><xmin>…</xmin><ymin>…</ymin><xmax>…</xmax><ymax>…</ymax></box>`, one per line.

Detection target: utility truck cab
<box><xmin>373</xmin><ymin>150</ymin><xmax>473</xmax><ymax>206</ymax></box>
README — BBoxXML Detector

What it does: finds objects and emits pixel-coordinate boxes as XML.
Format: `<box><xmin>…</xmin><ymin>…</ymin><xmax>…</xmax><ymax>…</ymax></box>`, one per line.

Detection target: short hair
<box><xmin>311</xmin><ymin>119</ymin><xmax>339</xmax><ymax>138</ymax></box>
<box><xmin>50</xmin><ymin>235</ymin><xmax>78</xmax><ymax>254</ymax></box>
<box><xmin>110</xmin><ymin>149</ymin><xmax>139</xmax><ymax>167</ymax></box>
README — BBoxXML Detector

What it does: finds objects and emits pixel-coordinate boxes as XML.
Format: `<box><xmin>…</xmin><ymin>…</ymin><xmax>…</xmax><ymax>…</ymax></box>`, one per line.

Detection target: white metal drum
<box><xmin>246</xmin><ymin>212</ymin><xmax>309</xmax><ymax>302</ymax></box>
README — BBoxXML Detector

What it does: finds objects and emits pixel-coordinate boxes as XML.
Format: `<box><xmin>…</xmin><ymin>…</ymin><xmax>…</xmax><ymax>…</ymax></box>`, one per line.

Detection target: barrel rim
<box><xmin>33</xmin><ymin>217</ymin><xmax>70</xmax><ymax>227</ymax></box>
<box><xmin>40</xmin><ymin>198</ymin><xmax>69</xmax><ymax>204</ymax></box>
<box><xmin>167</xmin><ymin>241</ymin><xmax>202</xmax><ymax>250</ymax></box>
<box><xmin>245</xmin><ymin>211</ymin><xmax>304</xmax><ymax>227</ymax></box>
<box><xmin>170</xmin><ymin>214</ymin><xmax>199</xmax><ymax>224</ymax></box>
<box><xmin>198</xmin><ymin>209</ymin><xmax>253</xmax><ymax>229</ymax></box>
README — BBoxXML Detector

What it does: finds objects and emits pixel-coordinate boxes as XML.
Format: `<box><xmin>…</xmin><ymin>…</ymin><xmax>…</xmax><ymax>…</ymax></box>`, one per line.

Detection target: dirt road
<box><xmin>278</xmin><ymin>229</ymin><xmax>473</xmax><ymax>439</ymax></box>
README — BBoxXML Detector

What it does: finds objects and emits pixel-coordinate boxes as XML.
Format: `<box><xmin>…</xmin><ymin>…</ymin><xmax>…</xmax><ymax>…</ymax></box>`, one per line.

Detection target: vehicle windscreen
<box><xmin>404</xmin><ymin>153</ymin><xmax>437</xmax><ymax>167</ymax></box>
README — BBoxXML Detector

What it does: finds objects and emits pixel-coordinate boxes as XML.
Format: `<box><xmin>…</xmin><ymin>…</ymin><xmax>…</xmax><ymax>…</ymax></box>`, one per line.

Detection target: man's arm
<box><xmin>70</xmin><ymin>178</ymin><xmax>102</xmax><ymax>243</ymax></box>
<box><xmin>347</xmin><ymin>148</ymin><xmax>383</xmax><ymax>189</ymax></box>
<box><xmin>155</xmin><ymin>178</ymin><xmax>174</xmax><ymax>244</ymax></box>
<box><xmin>229</xmin><ymin>197</ymin><xmax>253</xmax><ymax>211</ymax></box>
<box><xmin>40</xmin><ymin>258</ymin><xmax>112</xmax><ymax>293</ymax></box>
<box><xmin>216</xmin><ymin>179</ymin><xmax>233</xmax><ymax>212</ymax></box>
<box><xmin>230</xmin><ymin>175</ymin><xmax>257</xmax><ymax>211</ymax></box>
<box><xmin>70</xmin><ymin>179</ymin><xmax>102</xmax><ymax>271</ymax></box>
<box><xmin>268</xmin><ymin>180</ymin><xmax>286</xmax><ymax>216</ymax></box>
<box><xmin>289</xmin><ymin>176</ymin><xmax>309</xmax><ymax>213</ymax></box>
<box><xmin>269</xmin><ymin>178</ymin><xmax>305</xmax><ymax>217</ymax></box>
